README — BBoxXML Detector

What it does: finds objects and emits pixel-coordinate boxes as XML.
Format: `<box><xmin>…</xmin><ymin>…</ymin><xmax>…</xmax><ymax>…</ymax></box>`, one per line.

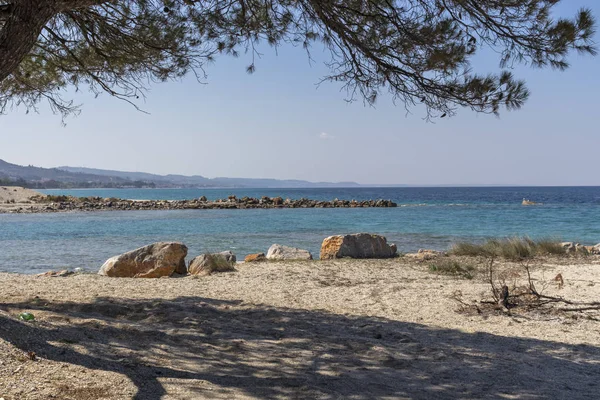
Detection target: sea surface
<box><xmin>1</xmin><ymin>186</ymin><xmax>600</xmax><ymax>274</ymax></box>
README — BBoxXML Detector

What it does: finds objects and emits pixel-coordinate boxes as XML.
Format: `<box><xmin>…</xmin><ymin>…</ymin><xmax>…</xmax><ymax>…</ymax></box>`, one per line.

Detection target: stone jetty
<box><xmin>3</xmin><ymin>195</ymin><xmax>398</xmax><ymax>213</ymax></box>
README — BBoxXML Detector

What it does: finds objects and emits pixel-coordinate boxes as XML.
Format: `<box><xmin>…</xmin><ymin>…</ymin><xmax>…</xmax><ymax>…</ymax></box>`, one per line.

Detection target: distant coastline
<box><xmin>1</xmin><ymin>158</ymin><xmax>360</xmax><ymax>189</ymax></box>
<box><xmin>5</xmin><ymin>158</ymin><xmax>600</xmax><ymax>189</ymax></box>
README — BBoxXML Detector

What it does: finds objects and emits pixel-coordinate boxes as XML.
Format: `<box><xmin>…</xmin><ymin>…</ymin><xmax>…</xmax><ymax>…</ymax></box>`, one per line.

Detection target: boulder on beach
<box><xmin>98</xmin><ymin>242</ymin><xmax>188</xmax><ymax>278</ymax></box>
<box><xmin>245</xmin><ymin>253</ymin><xmax>267</xmax><ymax>262</ymax></box>
<box><xmin>266</xmin><ymin>244</ymin><xmax>313</xmax><ymax>261</ymax></box>
<box><xmin>320</xmin><ymin>233</ymin><xmax>397</xmax><ymax>260</ymax></box>
<box><xmin>561</xmin><ymin>242</ymin><xmax>577</xmax><ymax>254</ymax></box>
<box><xmin>560</xmin><ymin>242</ymin><xmax>600</xmax><ymax>255</ymax></box>
<box><xmin>188</xmin><ymin>251</ymin><xmax>236</xmax><ymax>276</ymax></box>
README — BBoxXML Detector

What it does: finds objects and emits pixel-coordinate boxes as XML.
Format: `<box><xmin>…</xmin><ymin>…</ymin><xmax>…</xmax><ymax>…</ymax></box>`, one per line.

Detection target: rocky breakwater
<box><xmin>7</xmin><ymin>195</ymin><xmax>398</xmax><ymax>213</ymax></box>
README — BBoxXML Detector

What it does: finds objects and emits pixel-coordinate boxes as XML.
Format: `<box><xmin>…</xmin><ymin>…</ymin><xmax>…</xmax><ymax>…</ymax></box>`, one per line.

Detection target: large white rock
<box><xmin>98</xmin><ymin>242</ymin><xmax>187</xmax><ymax>278</ymax></box>
<box><xmin>266</xmin><ymin>244</ymin><xmax>313</xmax><ymax>261</ymax></box>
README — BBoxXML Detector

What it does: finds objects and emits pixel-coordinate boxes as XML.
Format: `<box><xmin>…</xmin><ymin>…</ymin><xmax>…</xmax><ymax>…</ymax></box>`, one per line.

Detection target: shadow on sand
<box><xmin>1</xmin><ymin>296</ymin><xmax>599</xmax><ymax>399</ymax></box>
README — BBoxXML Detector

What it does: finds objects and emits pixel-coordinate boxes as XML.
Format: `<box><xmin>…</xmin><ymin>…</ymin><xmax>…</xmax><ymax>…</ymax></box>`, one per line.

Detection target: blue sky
<box><xmin>0</xmin><ymin>1</ymin><xmax>599</xmax><ymax>185</ymax></box>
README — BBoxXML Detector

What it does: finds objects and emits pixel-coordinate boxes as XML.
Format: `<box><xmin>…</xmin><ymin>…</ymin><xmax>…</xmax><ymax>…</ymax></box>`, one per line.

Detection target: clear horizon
<box><xmin>1</xmin><ymin>1</ymin><xmax>599</xmax><ymax>186</ymax></box>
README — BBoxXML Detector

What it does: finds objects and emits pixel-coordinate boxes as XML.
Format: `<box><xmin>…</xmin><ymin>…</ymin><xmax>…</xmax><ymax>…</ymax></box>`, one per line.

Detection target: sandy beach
<box><xmin>2</xmin><ymin>1</ymin><xmax>598</xmax><ymax>399</ymax></box>
<box><xmin>1</xmin><ymin>256</ymin><xmax>599</xmax><ymax>399</ymax></box>
<box><xmin>0</xmin><ymin>186</ymin><xmax>44</xmax><ymax>213</ymax></box>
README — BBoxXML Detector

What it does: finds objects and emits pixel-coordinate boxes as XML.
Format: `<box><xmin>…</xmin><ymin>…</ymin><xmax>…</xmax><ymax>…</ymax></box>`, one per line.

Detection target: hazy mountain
<box><xmin>0</xmin><ymin>159</ymin><xmax>133</xmax><ymax>187</ymax></box>
<box><xmin>0</xmin><ymin>159</ymin><xmax>361</xmax><ymax>188</ymax></box>
<box><xmin>57</xmin><ymin>166</ymin><xmax>213</xmax><ymax>186</ymax></box>
<box><xmin>1</xmin><ymin>160</ymin><xmax>514</xmax><ymax>189</ymax></box>
<box><xmin>58</xmin><ymin>166</ymin><xmax>362</xmax><ymax>188</ymax></box>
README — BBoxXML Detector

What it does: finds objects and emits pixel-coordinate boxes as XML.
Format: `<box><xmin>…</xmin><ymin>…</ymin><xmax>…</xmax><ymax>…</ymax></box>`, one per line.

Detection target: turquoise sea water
<box><xmin>1</xmin><ymin>187</ymin><xmax>599</xmax><ymax>274</ymax></box>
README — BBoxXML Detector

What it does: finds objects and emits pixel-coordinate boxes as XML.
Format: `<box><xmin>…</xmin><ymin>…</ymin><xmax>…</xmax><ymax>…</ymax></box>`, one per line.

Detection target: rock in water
<box><xmin>98</xmin><ymin>242</ymin><xmax>187</xmax><ymax>278</ymax></box>
<box><xmin>188</xmin><ymin>251</ymin><xmax>236</xmax><ymax>276</ymax></box>
<box><xmin>245</xmin><ymin>253</ymin><xmax>267</xmax><ymax>262</ymax></box>
<box><xmin>266</xmin><ymin>244</ymin><xmax>313</xmax><ymax>260</ymax></box>
<box><xmin>320</xmin><ymin>233</ymin><xmax>397</xmax><ymax>260</ymax></box>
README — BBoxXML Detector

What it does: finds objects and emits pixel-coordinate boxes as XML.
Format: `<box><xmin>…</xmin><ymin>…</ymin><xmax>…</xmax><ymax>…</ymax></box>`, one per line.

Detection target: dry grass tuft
<box><xmin>428</xmin><ymin>259</ymin><xmax>475</xmax><ymax>280</ymax></box>
<box><xmin>450</xmin><ymin>237</ymin><xmax>565</xmax><ymax>260</ymax></box>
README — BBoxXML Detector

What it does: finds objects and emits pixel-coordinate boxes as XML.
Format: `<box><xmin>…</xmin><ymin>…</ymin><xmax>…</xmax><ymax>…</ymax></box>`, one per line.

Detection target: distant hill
<box><xmin>208</xmin><ymin>177</ymin><xmax>361</xmax><ymax>188</ymax></box>
<box><xmin>56</xmin><ymin>166</ymin><xmax>213</xmax><ymax>186</ymax></box>
<box><xmin>58</xmin><ymin>166</ymin><xmax>362</xmax><ymax>188</ymax></box>
<box><xmin>0</xmin><ymin>159</ymin><xmax>141</xmax><ymax>189</ymax></box>
<box><xmin>0</xmin><ymin>159</ymin><xmax>361</xmax><ymax>188</ymax></box>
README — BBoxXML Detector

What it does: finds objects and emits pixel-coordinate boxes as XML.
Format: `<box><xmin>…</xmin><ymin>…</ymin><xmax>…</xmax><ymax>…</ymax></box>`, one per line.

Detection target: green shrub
<box><xmin>450</xmin><ymin>241</ymin><xmax>496</xmax><ymax>257</ymax></box>
<box><xmin>43</xmin><ymin>194</ymin><xmax>70</xmax><ymax>202</ymax></box>
<box><xmin>428</xmin><ymin>260</ymin><xmax>475</xmax><ymax>279</ymax></box>
<box><xmin>534</xmin><ymin>239</ymin><xmax>567</xmax><ymax>256</ymax></box>
<box><xmin>450</xmin><ymin>237</ymin><xmax>565</xmax><ymax>260</ymax></box>
<box><xmin>496</xmin><ymin>237</ymin><xmax>534</xmax><ymax>260</ymax></box>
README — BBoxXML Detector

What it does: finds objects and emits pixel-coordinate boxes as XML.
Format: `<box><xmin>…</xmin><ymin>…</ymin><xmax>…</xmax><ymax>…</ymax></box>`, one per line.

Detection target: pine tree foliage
<box><xmin>0</xmin><ymin>0</ymin><xmax>596</xmax><ymax>119</ymax></box>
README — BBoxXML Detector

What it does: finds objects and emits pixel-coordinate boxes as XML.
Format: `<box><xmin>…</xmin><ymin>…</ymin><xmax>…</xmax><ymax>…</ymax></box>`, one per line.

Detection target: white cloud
<box><xmin>319</xmin><ymin>132</ymin><xmax>334</xmax><ymax>140</ymax></box>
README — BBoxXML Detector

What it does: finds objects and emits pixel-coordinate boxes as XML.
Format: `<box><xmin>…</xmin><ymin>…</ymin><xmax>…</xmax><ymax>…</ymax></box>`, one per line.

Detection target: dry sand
<box><xmin>0</xmin><ymin>186</ymin><xmax>45</xmax><ymax>212</ymax></box>
<box><xmin>1</xmin><ymin>257</ymin><xmax>599</xmax><ymax>399</ymax></box>
<box><xmin>0</xmin><ymin>187</ymin><xmax>43</xmax><ymax>203</ymax></box>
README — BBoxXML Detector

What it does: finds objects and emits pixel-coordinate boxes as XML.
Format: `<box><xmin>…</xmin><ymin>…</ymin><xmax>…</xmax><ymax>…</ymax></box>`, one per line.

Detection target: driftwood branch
<box><xmin>456</xmin><ymin>257</ymin><xmax>600</xmax><ymax>317</ymax></box>
<box><xmin>557</xmin><ymin>306</ymin><xmax>600</xmax><ymax>312</ymax></box>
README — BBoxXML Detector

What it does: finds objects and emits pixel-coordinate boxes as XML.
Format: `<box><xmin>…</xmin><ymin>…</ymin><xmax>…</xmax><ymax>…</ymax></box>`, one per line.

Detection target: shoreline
<box><xmin>2</xmin><ymin>244</ymin><xmax>596</xmax><ymax>275</ymax></box>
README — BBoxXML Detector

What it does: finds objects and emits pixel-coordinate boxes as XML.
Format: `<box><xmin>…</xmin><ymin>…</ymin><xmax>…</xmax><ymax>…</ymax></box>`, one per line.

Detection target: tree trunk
<box><xmin>0</xmin><ymin>1</ymin><xmax>56</xmax><ymax>82</ymax></box>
